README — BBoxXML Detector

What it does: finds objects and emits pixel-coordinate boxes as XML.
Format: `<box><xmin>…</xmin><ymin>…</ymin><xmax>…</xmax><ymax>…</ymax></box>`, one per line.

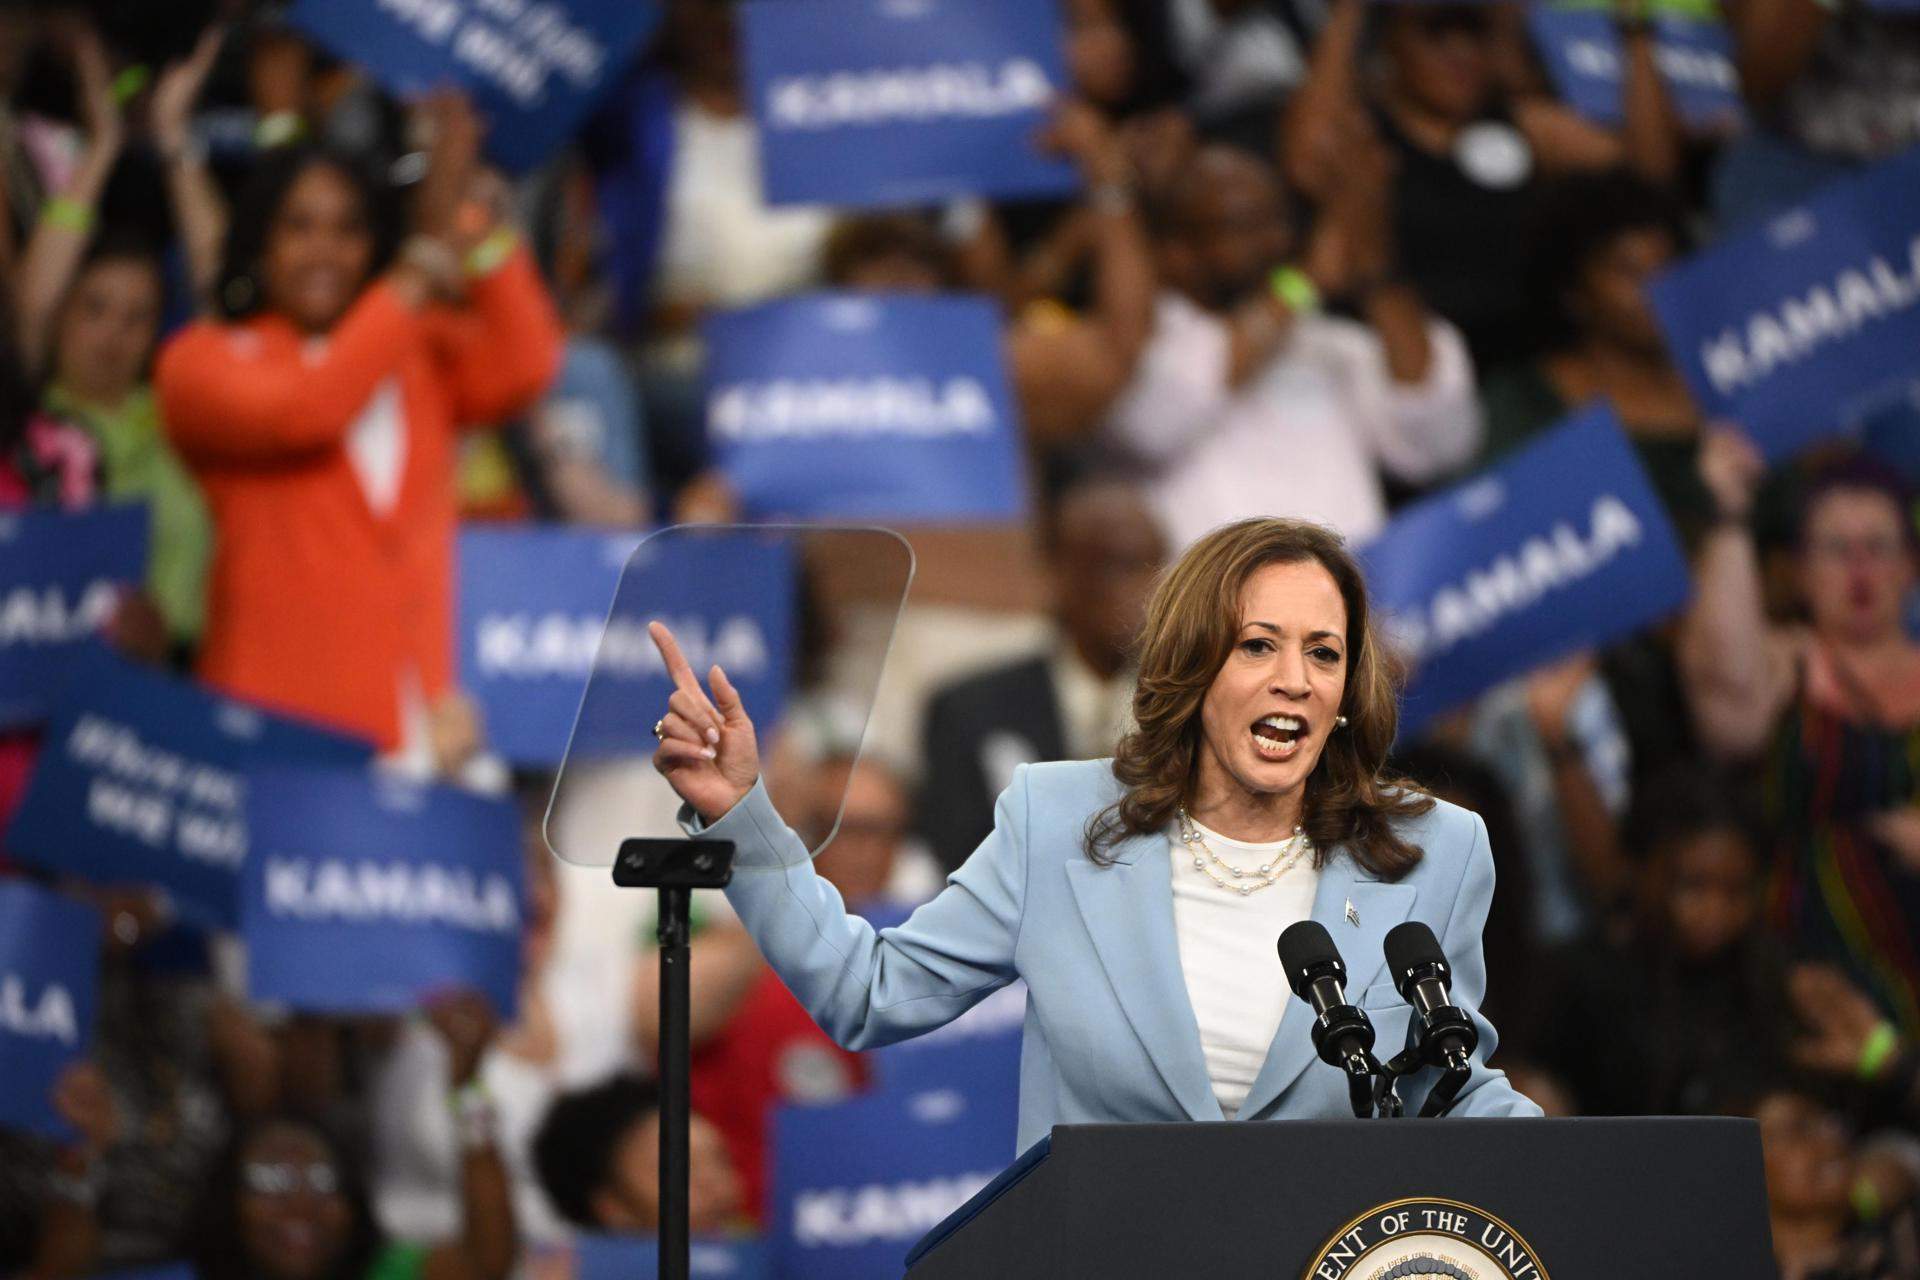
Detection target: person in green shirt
<box><xmin>13</xmin><ymin>25</ymin><xmax>222</xmax><ymax>657</ymax></box>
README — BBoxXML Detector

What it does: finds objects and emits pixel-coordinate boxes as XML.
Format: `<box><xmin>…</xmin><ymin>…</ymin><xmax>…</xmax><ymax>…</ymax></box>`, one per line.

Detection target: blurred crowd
<box><xmin>1</xmin><ymin>0</ymin><xmax>1920</xmax><ymax>1277</ymax></box>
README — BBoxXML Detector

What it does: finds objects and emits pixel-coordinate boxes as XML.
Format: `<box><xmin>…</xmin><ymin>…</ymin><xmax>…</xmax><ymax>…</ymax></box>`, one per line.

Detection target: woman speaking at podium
<box><xmin>647</xmin><ymin>517</ymin><xmax>1539</xmax><ymax>1148</ymax></box>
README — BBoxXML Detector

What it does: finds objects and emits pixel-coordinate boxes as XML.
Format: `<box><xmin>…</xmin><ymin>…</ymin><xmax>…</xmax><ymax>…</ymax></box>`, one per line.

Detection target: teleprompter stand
<box><xmin>613</xmin><ymin>837</ymin><xmax>736</xmax><ymax>1280</ymax></box>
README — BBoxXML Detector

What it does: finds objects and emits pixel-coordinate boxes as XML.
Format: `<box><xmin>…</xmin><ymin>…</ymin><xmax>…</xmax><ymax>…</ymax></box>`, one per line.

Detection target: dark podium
<box><xmin>905</xmin><ymin>1118</ymin><xmax>1776</xmax><ymax>1278</ymax></box>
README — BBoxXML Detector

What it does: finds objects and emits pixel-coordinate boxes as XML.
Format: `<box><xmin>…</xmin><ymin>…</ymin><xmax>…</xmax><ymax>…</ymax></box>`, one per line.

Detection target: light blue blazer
<box><xmin>690</xmin><ymin>758</ymin><xmax>1541</xmax><ymax>1151</ymax></box>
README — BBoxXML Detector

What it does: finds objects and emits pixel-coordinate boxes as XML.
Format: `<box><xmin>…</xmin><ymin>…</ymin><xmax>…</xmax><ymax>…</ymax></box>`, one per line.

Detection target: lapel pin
<box><xmin>1344</xmin><ymin>898</ymin><xmax>1360</xmax><ymax>927</ymax></box>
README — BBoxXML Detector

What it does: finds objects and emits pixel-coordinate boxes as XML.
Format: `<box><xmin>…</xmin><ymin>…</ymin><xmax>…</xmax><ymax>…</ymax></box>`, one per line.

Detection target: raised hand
<box><xmin>412</xmin><ymin>88</ymin><xmax>484</xmax><ymax>243</ymax></box>
<box><xmin>72</xmin><ymin>26</ymin><xmax>123</xmax><ymax>157</ymax></box>
<box><xmin>151</xmin><ymin>25</ymin><xmax>225</xmax><ymax>161</ymax></box>
<box><xmin>648</xmin><ymin>620</ymin><xmax>760</xmax><ymax>824</ymax></box>
<box><xmin>1697</xmin><ymin>423</ymin><xmax>1766</xmax><ymax>524</ymax></box>
<box><xmin>425</xmin><ymin>987</ymin><xmax>499</xmax><ymax>1087</ymax></box>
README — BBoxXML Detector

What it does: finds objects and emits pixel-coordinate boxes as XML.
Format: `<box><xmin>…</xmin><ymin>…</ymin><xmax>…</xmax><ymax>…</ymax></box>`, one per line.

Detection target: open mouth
<box><xmin>1250</xmin><ymin>714</ymin><xmax>1306</xmax><ymax>760</ymax></box>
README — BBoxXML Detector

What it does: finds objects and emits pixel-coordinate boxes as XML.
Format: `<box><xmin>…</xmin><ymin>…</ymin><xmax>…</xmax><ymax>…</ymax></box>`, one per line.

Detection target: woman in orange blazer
<box><xmin>157</xmin><ymin>94</ymin><xmax>562</xmax><ymax>759</ymax></box>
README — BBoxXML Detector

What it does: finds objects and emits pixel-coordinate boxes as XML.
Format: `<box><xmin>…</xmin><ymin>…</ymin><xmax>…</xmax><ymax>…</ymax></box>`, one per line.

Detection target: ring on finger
<box><xmin>652</xmin><ymin>718</ymin><xmax>666</xmax><ymax>740</ymax></box>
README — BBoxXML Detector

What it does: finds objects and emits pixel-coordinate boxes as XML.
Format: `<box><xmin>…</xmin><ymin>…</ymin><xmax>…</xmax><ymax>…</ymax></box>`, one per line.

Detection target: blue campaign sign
<box><xmin>286</xmin><ymin>0</ymin><xmax>661</xmax><ymax>171</ymax></box>
<box><xmin>572</xmin><ymin>1235</ymin><xmax>768</xmax><ymax>1280</ymax></box>
<box><xmin>739</xmin><ymin>0</ymin><xmax>1078</xmax><ymax>209</ymax></box>
<box><xmin>705</xmin><ymin>294</ymin><xmax>1025</xmax><ymax>523</ymax></box>
<box><xmin>871</xmin><ymin>983</ymin><xmax>1023</xmax><ymax>1100</ymax></box>
<box><xmin>0</xmin><ymin>881</ymin><xmax>100</xmax><ymax>1139</ymax></box>
<box><xmin>1530</xmin><ymin>6</ymin><xmax>1744</xmax><ymax>131</ymax></box>
<box><xmin>242</xmin><ymin>767</ymin><xmax>525</xmax><ymax>1017</ymax></box>
<box><xmin>1361</xmin><ymin>406</ymin><xmax>1692</xmax><ymax>738</ymax></box>
<box><xmin>563</xmin><ymin>527</ymin><xmax>797</xmax><ymax>764</ymax></box>
<box><xmin>458</xmin><ymin>524</ymin><xmax>641</xmax><ymax>766</ymax></box>
<box><xmin>0</xmin><ymin>505</ymin><xmax>147</xmax><ymax>729</ymax></box>
<box><xmin>1650</xmin><ymin>147</ymin><xmax>1920</xmax><ymax>460</ymax></box>
<box><xmin>6</xmin><ymin>648</ymin><xmax>370</xmax><ymax>929</ymax></box>
<box><xmin>770</xmin><ymin>1085</ymin><xmax>1018</xmax><ymax>1279</ymax></box>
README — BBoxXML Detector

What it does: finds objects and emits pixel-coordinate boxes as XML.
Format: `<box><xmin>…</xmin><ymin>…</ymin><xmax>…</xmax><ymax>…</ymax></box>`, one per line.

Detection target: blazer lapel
<box><xmin>1065</xmin><ymin>829</ymin><xmax>1222</xmax><ymax>1123</ymax></box>
<box><xmin>1235</xmin><ymin>852</ymin><xmax>1417</xmax><ymax>1120</ymax></box>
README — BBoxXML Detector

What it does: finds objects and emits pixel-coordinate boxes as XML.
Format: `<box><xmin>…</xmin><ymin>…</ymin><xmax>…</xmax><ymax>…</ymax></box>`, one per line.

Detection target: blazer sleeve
<box><xmin>156</xmin><ymin>284</ymin><xmax>419</xmax><ymax>464</ymax></box>
<box><xmin>1413</xmin><ymin>811</ymin><xmax>1545</xmax><ymax>1120</ymax></box>
<box><xmin>687</xmin><ymin>767</ymin><xmax>1029</xmax><ymax>1051</ymax></box>
<box><xmin>424</xmin><ymin>247</ymin><xmax>564</xmax><ymax>430</ymax></box>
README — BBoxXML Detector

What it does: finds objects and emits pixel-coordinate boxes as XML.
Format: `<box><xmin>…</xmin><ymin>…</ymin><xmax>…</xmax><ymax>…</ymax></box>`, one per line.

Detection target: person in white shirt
<box><xmin>1104</xmin><ymin>140</ymin><xmax>1480</xmax><ymax>548</ymax></box>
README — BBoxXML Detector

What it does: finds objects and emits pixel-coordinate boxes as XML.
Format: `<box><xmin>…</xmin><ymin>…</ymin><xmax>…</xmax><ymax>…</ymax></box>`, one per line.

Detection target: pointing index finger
<box><xmin>649</xmin><ymin>621</ymin><xmax>721</xmax><ymax>719</ymax></box>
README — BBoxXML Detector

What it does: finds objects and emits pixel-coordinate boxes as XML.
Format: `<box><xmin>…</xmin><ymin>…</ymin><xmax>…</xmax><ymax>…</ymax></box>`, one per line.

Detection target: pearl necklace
<box><xmin>1177</xmin><ymin>808</ymin><xmax>1311</xmax><ymax>897</ymax></box>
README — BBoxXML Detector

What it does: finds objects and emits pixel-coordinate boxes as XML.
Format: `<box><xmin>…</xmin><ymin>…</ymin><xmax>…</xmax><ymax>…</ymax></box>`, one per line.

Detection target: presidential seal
<box><xmin>1302</xmin><ymin>1199</ymin><xmax>1549</xmax><ymax>1280</ymax></box>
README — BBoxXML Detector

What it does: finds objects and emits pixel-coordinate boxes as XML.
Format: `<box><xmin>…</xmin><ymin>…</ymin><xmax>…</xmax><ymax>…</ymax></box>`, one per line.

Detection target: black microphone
<box><xmin>1383</xmin><ymin>921</ymin><xmax>1479</xmax><ymax>1116</ymax></box>
<box><xmin>1278</xmin><ymin>922</ymin><xmax>1378</xmax><ymax>1117</ymax></box>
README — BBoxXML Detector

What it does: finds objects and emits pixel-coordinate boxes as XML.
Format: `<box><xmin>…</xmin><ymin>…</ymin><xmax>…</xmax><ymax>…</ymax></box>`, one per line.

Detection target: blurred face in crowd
<box><xmin>807</xmin><ymin>757</ymin><xmax>909</xmax><ymax>904</ymax></box>
<box><xmin>1065</xmin><ymin>0</ymin><xmax>1135</xmax><ymax>110</ymax></box>
<box><xmin>596</xmin><ymin>1110</ymin><xmax>742</xmax><ymax>1233</ymax></box>
<box><xmin>1653</xmin><ymin>827</ymin><xmax>1757</xmax><ymax>962</ymax></box>
<box><xmin>55</xmin><ymin>255</ymin><xmax>163</xmax><ymax>405</ymax></box>
<box><xmin>261</xmin><ymin>162</ymin><xmax>377</xmax><ymax>335</ymax></box>
<box><xmin>1050</xmin><ymin>481</ymin><xmax>1166</xmax><ymax>679</ymax></box>
<box><xmin>838</xmin><ymin>252</ymin><xmax>944</xmax><ymax>294</ymax></box>
<box><xmin>1758</xmin><ymin>1092</ymin><xmax>1853</xmax><ymax>1220</ymax></box>
<box><xmin>1382</xmin><ymin>5</ymin><xmax>1497</xmax><ymax>125</ymax></box>
<box><xmin>1799</xmin><ymin>488</ymin><xmax>1918</xmax><ymax>647</ymax></box>
<box><xmin>1197</xmin><ymin>560</ymin><xmax>1349</xmax><ymax>815</ymax></box>
<box><xmin>664</xmin><ymin>0</ymin><xmax>740</xmax><ymax>90</ymax></box>
<box><xmin>1169</xmin><ymin>148</ymin><xmax>1295</xmax><ymax>311</ymax></box>
<box><xmin>1570</xmin><ymin>226</ymin><xmax>1676</xmax><ymax>357</ymax></box>
<box><xmin>236</xmin><ymin>1123</ymin><xmax>354</xmax><ymax>1280</ymax></box>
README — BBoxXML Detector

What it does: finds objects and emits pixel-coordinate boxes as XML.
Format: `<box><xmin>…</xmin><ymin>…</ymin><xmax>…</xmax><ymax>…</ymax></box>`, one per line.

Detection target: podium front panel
<box><xmin>909</xmin><ymin>1117</ymin><xmax>1775</xmax><ymax>1279</ymax></box>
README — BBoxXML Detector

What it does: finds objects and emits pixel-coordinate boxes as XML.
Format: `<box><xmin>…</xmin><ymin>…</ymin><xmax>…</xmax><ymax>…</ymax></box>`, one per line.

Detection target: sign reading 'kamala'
<box><xmin>1649</xmin><ymin>146</ymin><xmax>1920</xmax><ymax>459</ymax></box>
<box><xmin>0</xmin><ymin>881</ymin><xmax>101</xmax><ymax>1139</ymax></box>
<box><xmin>704</xmin><ymin>294</ymin><xmax>1025</xmax><ymax>523</ymax></box>
<box><xmin>740</xmin><ymin>0</ymin><xmax>1077</xmax><ymax>208</ymax></box>
<box><xmin>0</xmin><ymin>505</ymin><xmax>147</xmax><ymax>729</ymax></box>
<box><xmin>243</xmin><ymin>767</ymin><xmax>525</xmax><ymax>1017</ymax></box>
<box><xmin>1361</xmin><ymin>405</ymin><xmax>1692</xmax><ymax>737</ymax></box>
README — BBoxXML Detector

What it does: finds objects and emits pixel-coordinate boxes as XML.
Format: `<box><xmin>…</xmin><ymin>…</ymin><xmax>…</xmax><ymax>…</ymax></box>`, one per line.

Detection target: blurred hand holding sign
<box><xmin>740</xmin><ymin>0</ymin><xmax>1078</xmax><ymax>208</ymax></box>
<box><xmin>243</xmin><ymin>767</ymin><xmax>526</xmax><ymax>1017</ymax></box>
<box><xmin>286</xmin><ymin>0</ymin><xmax>662</xmax><ymax>170</ymax></box>
<box><xmin>703</xmin><ymin>295</ymin><xmax>1026</xmax><ymax>524</ymax></box>
<box><xmin>0</xmin><ymin>505</ymin><xmax>147</xmax><ymax>729</ymax></box>
<box><xmin>1530</xmin><ymin>0</ymin><xmax>1745</xmax><ymax>133</ymax></box>
<box><xmin>1362</xmin><ymin>406</ymin><xmax>1692</xmax><ymax>739</ymax></box>
<box><xmin>0</xmin><ymin>881</ymin><xmax>101</xmax><ymax>1140</ymax></box>
<box><xmin>7</xmin><ymin>648</ymin><xmax>371</xmax><ymax>929</ymax></box>
<box><xmin>1650</xmin><ymin>146</ymin><xmax>1920</xmax><ymax>461</ymax></box>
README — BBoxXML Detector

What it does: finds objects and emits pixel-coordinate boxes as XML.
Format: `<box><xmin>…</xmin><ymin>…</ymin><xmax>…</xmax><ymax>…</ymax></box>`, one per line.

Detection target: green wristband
<box><xmin>464</xmin><ymin>227</ymin><xmax>519</xmax><ymax>279</ymax></box>
<box><xmin>1270</xmin><ymin>266</ymin><xmax>1321</xmax><ymax>317</ymax></box>
<box><xmin>1859</xmin><ymin>1021</ymin><xmax>1901</xmax><ymax>1081</ymax></box>
<box><xmin>42</xmin><ymin>196</ymin><xmax>95</xmax><ymax>234</ymax></box>
<box><xmin>112</xmin><ymin>64</ymin><xmax>151</xmax><ymax>106</ymax></box>
<box><xmin>1852</xmin><ymin>1174</ymin><xmax>1884</xmax><ymax>1224</ymax></box>
<box><xmin>254</xmin><ymin>110</ymin><xmax>308</xmax><ymax>150</ymax></box>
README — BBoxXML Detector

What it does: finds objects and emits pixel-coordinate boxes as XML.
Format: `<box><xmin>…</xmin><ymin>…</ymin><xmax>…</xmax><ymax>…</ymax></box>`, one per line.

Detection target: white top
<box><xmin>1168</xmin><ymin>819</ymin><xmax>1320</xmax><ymax>1119</ymax></box>
<box><xmin>1103</xmin><ymin>293</ymin><xmax>1481</xmax><ymax>550</ymax></box>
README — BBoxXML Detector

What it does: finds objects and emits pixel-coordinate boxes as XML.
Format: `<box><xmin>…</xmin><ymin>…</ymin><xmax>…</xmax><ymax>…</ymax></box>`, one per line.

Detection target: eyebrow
<box><xmin>1244</xmin><ymin>622</ymin><xmax>1345</xmax><ymax>644</ymax></box>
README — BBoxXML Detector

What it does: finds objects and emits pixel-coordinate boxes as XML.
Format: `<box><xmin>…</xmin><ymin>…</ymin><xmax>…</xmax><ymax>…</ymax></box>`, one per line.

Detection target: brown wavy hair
<box><xmin>1084</xmin><ymin>518</ymin><xmax>1432</xmax><ymax>878</ymax></box>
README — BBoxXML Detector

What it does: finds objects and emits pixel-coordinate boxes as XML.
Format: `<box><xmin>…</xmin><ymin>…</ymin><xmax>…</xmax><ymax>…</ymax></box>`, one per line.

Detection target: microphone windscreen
<box><xmin>1383</xmin><ymin>920</ymin><xmax>1447</xmax><ymax>1000</ymax></box>
<box><xmin>1277</xmin><ymin>920</ymin><xmax>1342</xmax><ymax>998</ymax></box>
